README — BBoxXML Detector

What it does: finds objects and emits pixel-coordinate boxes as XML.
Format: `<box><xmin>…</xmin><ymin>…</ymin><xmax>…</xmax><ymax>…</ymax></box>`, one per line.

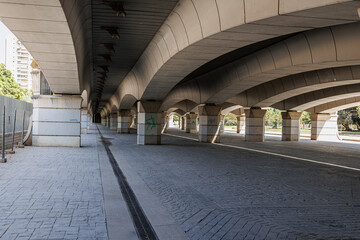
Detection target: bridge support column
<box><xmin>81</xmin><ymin>108</ymin><xmax>88</xmax><ymax>134</ymax></box>
<box><xmin>219</xmin><ymin>114</ymin><xmax>225</xmax><ymax>135</ymax></box>
<box><xmin>198</xmin><ymin>105</ymin><xmax>222</xmax><ymax>143</ymax></box>
<box><xmin>129</xmin><ymin>114</ymin><xmax>136</xmax><ymax>129</ymax></box>
<box><xmin>311</xmin><ymin>113</ymin><xmax>339</xmax><ymax>141</ymax></box>
<box><xmin>110</xmin><ymin>113</ymin><xmax>117</xmax><ymax>130</ymax></box>
<box><xmin>32</xmin><ymin>95</ymin><xmax>82</xmax><ymax>147</ymax></box>
<box><xmin>161</xmin><ymin>112</ymin><xmax>169</xmax><ymax>133</ymax></box>
<box><xmin>105</xmin><ymin>115</ymin><xmax>109</xmax><ymax>128</ymax></box>
<box><xmin>181</xmin><ymin>116</ymin><xmax>185</xmax><ymax>130</ymax></box>
<box><xmin>236</xmin><ymin>116</ymin><xmax>246</xmax><ymax>134</ymax></box>
<box><xmin>87</xmin><ymin>114</ymin><xmax>92</xmax><ymax>130</ymax></box>
<box><xmin>185</xmin><ymin>113</ymin><xmax>197</xmax><ymax>133</ymax></box>
<box><xmin>281</xmin><ymin>111</ymin><xmax>302</xmax><ymax>141</ymax></box>
<box><xmin>245</xmin><ymin>108</ymin><xmax>267</xmax><ymax>142</ymax></box>
<box><xmin>117</xmin><ymin>110</ymin><xmax>130</xmax><ymax>134</ymax></box>
<box><xmin>137</xmin><ymin>101</ymin><xmax>162</xmax><ymax>145</ymax></box>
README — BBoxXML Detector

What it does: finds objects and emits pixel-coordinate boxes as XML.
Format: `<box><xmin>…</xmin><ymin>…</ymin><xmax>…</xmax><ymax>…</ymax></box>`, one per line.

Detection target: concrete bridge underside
<box><xmin>1</xmin><ymin>0</ymin><xmax>360</xmax><ymax>145</ymax></box>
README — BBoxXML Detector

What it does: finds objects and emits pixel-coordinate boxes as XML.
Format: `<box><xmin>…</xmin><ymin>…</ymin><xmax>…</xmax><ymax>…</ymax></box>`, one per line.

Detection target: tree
<box><xmin>224</xmin><ymin>113</ymin><xmax>237</xmax><ymax>126</ymax></box>
<box><xmin>0</xmin><ymin>63</ymin><xmax>29</xmax><ymax>101</ymax></box>
<box><xmin>338</xmin><ymin>107</ymin><xmax>358</xmax><ymax>131</ymax></box>
<box><xmin>300</xmin><ymin>111</ymin><xmax>311</xmax><ymax>127</ymax></box>
<box><xmin>265</xmin><ymin>108</ymin><xmax>282</xmax><ymax>127</ymax></box>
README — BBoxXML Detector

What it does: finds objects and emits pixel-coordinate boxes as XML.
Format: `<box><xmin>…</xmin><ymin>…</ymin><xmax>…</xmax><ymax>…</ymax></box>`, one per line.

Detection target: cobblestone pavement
<box><xmin>0</xmin><ymin>132</ymin><xmax>108</xmax><ymax>240</ymax></box>
<box><xmin>102</xmin><ymin>127</ymin><xmax>360</xmax><ymax>240</ymax></box>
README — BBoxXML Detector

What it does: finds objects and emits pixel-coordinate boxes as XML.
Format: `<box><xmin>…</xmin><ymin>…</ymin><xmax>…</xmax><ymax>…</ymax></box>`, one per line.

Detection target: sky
<box><xmin>0</xmin><ymin>21</ymin><xmax>12</xmax><ymax>64</ymax></box>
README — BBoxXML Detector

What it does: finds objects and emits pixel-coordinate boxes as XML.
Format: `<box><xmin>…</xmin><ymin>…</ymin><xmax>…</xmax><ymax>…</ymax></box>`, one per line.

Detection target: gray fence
<box><xmin>0</xmin><ymin>95</ymin><xmax>33</xmax><ymax>149</ymax></box>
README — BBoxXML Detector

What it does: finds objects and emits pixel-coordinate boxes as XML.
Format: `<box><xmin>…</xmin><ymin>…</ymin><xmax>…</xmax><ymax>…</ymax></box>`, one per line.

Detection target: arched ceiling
<box><xmin>110</xmin><ymin>0</ymin><xmax>360</xmax><ymax>113</ymax></box>
<box><xmin>0</xmin><ymin>0</ymin><xmax>79</xmax><ymax>94</ymax></box>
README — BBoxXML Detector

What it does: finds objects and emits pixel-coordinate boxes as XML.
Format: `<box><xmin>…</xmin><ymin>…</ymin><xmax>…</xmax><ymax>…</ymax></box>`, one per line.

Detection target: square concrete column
<box><xmin>137</xmin><ymin>101</ymin><xmax>162</xmax><ymax>145</ymax></box>
<box><xmin>87</xmin><ymin>114</ymin><xmax>92</xmax><ymax>130</ymax></box>
<box><xmin>105</xmin><ymin>116</ymin><xmax>109</xmax><ymax>127</ymax></box>
<box><xmin>198</xmin><ymin>105</ymin><xmax>222</xmax><ymax>143</ymax></box>
<box><xmin>219</xmin><ymin>114</ymin><xmax>225</xmax><ymax>135</ymax></box>
<box><xmin>161</xmin><ymin>112</ymin><xmax>168</xmax><ymax>133</ymax></box>
<box><xmin>281</xmin><ymin>111</ymin><xmax>302</xmax><ymax>141</ymax></box>
<box><xmin>110</xmin><ymin>113</ymin><xmax>117</xmax><ymax>130</ymax></box>
<box><xmin>311</xmin><ymin>113</ymin><xmax>339</xmax><ymax>141</ymax></box>
<box><xmin>185</xmin><ymin>113</ymin><xmax>197</xmax><ymax>133</ymax></box>
<box><xmin>117</xmin><ymin>109</ymin><xmax>130</xmax><ymax>134</ymax></box>
<box><xmin>236</xmin><ymin>116</ymin><xmax>246</xmax><ymax>134</ymax></box>
<box><xmin>32</xmin><ymin>95</ymin><xmax>82</xmax><ymax>147</ymax></box>
<box><xmin>181</xmin><ymin>116</ymin><xmax>185</xmax><ymax>130</ymax></box>
<box><xmin>130</xmin><ymin>114</ymin><xmax>137</xmax><ymax>129</ymax></box>
<box><xmin>101</xmin><ymin>117</ymin><xmax>105</xmax><ymax>125</ymax></box>
<box><xmin>81</xmin><ymin>108</ymin><xmax>88</xmax><ymax>134</ymax></box>
<box><xmin>245</xmin><ymin>108</ymin><xmax>267</xmax><ymax>142</ymax></box>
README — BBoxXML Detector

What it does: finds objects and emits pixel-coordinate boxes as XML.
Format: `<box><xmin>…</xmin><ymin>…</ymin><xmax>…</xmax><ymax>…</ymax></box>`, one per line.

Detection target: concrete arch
<box><xmin>81</xmin><ymin>90</ymin><xmax>88</xmax><ymax>108</ymax></box>
<box><xmin>0</xmin><ymin>1</ymin><xmax>80</xmax><ymax>94</ymax></box>
<box><xmin>220</xmin><ymin>104</ymin><xmax>242</xmax><ymax>115</ymax></box>
<box><xmin>163</xmin><ymin>22</ymin><xmax>360</xmax><ymax>108</ymax></box>
<box><xmin>119</xmin><ymin>94</ymin><xmax>138</xmax><ymax>110</ymax></box>
<box><xmin>163</xmin><ymin>99</ymin><xmax>198</xmax><ymax>113</ymax></box>
<box><xmin>229</xmin><ymin>66</ymin><xmax>360</xmax><ymax>107</ymax></box>
<box><xmin>110</xmin><ymin>0</ymin><xmax>359</xmax><ymax>110</ymax></box>
<box><xmin>306</xmin><ymin>97</ymin><xmax>360</xmax><ymax>113</ymax></box>
<box><xmin>272</xmin><ymin>84</ymin><xmax>360</xmax><ymax>111</ymax></box>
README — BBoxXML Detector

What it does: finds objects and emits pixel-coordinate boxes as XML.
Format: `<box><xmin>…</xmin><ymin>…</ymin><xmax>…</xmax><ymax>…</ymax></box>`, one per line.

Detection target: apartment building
<box><xmin>5</xmin><ymin>34</ymin><xmax>33</xmax><ymax>91</ymax></box>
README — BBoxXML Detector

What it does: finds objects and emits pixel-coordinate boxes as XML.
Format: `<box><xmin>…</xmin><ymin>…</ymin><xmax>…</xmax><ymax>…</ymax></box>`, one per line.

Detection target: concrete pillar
<box><xmin>107</xmin><ymin>116</ymin><xmax>111</xmax><ymax>128</ymax></box>
<box><xmin>281</xmin><ymin>111</ymin><xmax>302</xmax><ymax>141</ymax></box>
<box><xmin>198</xmin><ymin>105</ymin><xmax>222</xmax><ymax>143</ymax></box>
<box><xmin>137</xmin><ymin>101</ymin><xmax>162</xmax><ymax>145</ymax></box>
<box><xmin>181</xmin><ymin>116</ymin><xmax>185</xmax><ymax>130</ymax></box>
<box><xmin>161</xmin><ymin>112</ymin><xmax>168</xmax><ymax>133</ymax></box>
<box><xmin>117</xmin><ymin>109</ymin><xmax>130</xmax><ymax>134</ymax></box>
<box><xmin>81</xmin><ymin>108</ymin><xmax>88</xmax><ymax>134</ymax></box>
<box><xmin>311</xmin><ymin>113</ymin><xmax>339</xmax><ymax>141</ymax></box>
<box><xmin>110</xmin><ymin>113</ymin><xmax>117</xmax><ymax>130</ymax></box>
<box><xmin>87</xmin><ymin>114</ymin><xmax>92</xmax><ymax>130</ymax></box>
<box><xmin>185</xmin><ymin>113</ymin><xmax>197</xmax><ymax>133</ymax></box>
<box><xmin>130</xmin><ymin>114</ymin><xmax>137</xmax><ymax>129</ymax></box>
<box><xmin>236</xmin><ymin>116</ymin><xmax>246</xmax><ymax>134</ymax></box>
<box><xmin>219</xmin><ymin>114</ymin><xmax>225</xmax><ymax>135</ymax></box>
<box><xmin>32</xmin><ymin>95</ymin><xmax>82</xmax><ymax>147</ymax></box>
<box><xmin>245</xmin><ymin>108</ymin><xmax>267</xmax><ymax>142</ymax></box>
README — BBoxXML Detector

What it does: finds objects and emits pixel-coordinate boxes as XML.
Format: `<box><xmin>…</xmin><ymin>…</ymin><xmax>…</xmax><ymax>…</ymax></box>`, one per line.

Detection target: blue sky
<box><xmin>0</xmin><ymin>21</ymin><xmax>12</xmax><ymax>64</ymax></box>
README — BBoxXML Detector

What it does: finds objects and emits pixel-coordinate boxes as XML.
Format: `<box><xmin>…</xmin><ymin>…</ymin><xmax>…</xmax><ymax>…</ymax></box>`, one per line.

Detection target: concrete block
<box><xmin>32</xmin><ymin>135</ymin><xmax>80</xmax><ymax>147</ymax></box>
<box><xmin>33</xmin><ymin>122</ymin><xmax>80</xmax><ymax>136</ymax></box>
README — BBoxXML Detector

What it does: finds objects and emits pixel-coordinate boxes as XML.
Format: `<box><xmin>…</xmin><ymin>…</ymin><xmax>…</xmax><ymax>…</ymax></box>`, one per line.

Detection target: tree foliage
<box><xmin>265</xmin><ymin>108</ymin><xmax>282</xmax><ymax>127</ymax></box>
<box><xmin>224</xmin><ymin>113</ymin><xmax>237</xmax><ymax>126</ymax></box>
<box><xmin>0</xmin><ymin>63</ymin><xmax>30</xmax><ymax>101</ymax></box>
<box><xmin>300</xmin><ymin>111</ymin><xmax>311</xmax><ymax>126</ymax></box>
<box><xmin>338</xmin><ymin>107</ymin><xmax>360</xmax><ymax>131</ymax></box>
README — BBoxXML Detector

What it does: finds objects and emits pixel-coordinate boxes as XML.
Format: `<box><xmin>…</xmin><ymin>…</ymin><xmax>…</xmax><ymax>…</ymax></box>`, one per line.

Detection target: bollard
<box><xmin>8</xmin><ymin>108</ymin><xmax>16</xmax><ymax>154</ymax></box>
<box><xmin>1</xmin><ymin>105</ymin><xmax>6</xmax><ymax>163</ymax></box>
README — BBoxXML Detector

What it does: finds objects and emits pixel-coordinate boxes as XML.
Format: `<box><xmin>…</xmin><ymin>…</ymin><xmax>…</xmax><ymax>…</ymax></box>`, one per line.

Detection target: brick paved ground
<box><xmin>0</xmin><ymin>132</ymin><xmax>108</xmax><ymax>240</ymax></box>
<box><xmin>103</xmin><ymin>127</ymin><xmax>360</xmax><ymax>240</ymax></box>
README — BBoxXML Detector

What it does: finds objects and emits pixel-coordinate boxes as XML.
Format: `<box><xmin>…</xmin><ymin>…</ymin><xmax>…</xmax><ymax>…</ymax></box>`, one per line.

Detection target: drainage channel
<box><xmin>97</xmin><ymin>126</ymin><xmax>158</xmax><ymax>240</ymax></box>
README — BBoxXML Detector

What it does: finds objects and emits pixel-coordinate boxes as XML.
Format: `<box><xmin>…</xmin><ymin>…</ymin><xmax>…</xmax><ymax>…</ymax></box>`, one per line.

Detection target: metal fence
<box><xmin>0</xmin><ymin>95</ymin><xmax>33</xmax><ymax>152</ymax></box>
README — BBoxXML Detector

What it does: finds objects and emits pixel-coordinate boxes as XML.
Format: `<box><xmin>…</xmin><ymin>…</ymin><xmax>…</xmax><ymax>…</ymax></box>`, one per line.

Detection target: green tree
<box><xmin>224</xmin><ymin>113</ymin><xmax>237</xmax><ymax>126</ymax></box>
<box><xmin>265</xmin><ymin>108</ymin><xmax>282</xmax><ymax>127</ymax></box>
<box><xmin>300</xmin><ymin>111</ymin><xmax>311</xmax><ymax>127</ymax></box>
<box><xmin>0</xmin><ymin>63</ymin><xmax>29</xmax><ymax>100</ymax></box>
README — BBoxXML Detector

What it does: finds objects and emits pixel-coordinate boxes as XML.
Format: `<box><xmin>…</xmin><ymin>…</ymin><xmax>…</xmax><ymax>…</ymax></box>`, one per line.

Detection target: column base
<box><xmin>32</xmin><ymin>95</ymin><xmax>82</xmax><ymax>147</ymax></box>
<box><xmin>33</xmin><ymin>136</ymin><xmax>80</xmax><ymax>147</ymax></box>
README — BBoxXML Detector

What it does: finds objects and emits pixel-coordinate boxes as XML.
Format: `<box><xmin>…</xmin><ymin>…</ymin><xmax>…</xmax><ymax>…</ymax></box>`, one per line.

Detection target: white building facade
<box><xmin>5</xmin><ymin>34</ymin><xmax>33</xmax><ymax>91</ymax></box>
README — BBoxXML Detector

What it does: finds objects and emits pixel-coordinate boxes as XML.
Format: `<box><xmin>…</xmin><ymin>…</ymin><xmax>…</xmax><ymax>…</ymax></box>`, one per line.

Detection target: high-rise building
<box><xmin>5</xmin><ymin>34</ymin><xmax>33</xmax><ymax>91</ymax></box>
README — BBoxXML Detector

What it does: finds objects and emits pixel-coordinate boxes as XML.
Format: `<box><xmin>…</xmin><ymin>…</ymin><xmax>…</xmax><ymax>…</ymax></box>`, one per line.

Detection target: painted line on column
<box><xmin>97</xmin><ymin>126</ymin><xmax>158</xmax><ymax>240</ymax></box>
<box><xmin>163</xmin><ymin>133</ymin><xmax>360</xmax><ymax>173</ymax></box>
